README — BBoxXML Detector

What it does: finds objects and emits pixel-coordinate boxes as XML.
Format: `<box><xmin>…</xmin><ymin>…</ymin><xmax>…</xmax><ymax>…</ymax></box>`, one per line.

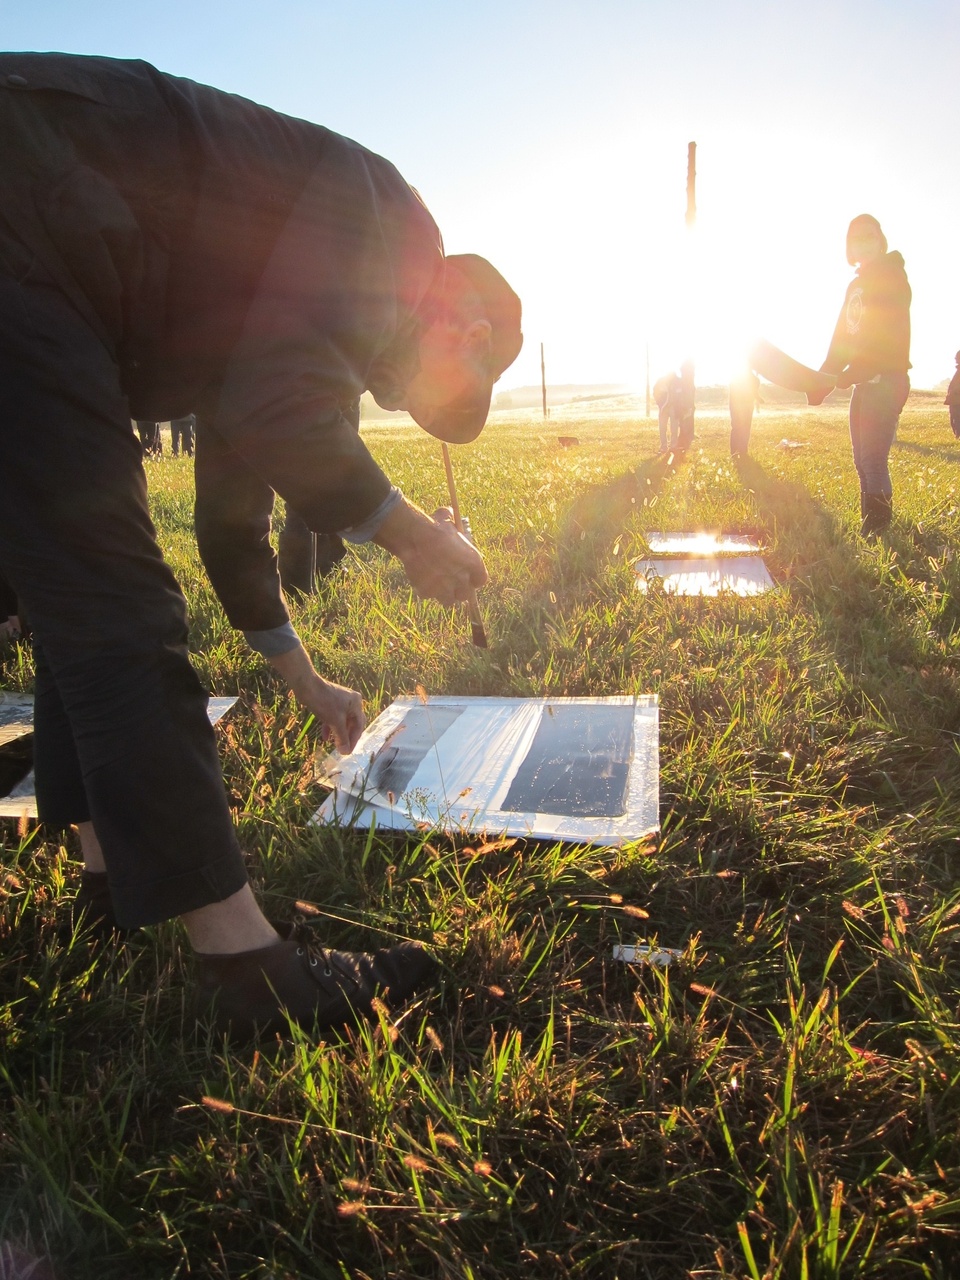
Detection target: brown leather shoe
<box><xmin>195</xmin><ymin>939</ymin><xmax>439</xmax><ymax>1038</ymax></box>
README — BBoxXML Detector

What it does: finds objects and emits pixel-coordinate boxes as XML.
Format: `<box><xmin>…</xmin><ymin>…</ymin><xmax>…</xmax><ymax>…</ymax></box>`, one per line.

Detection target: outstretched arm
<box><xmin>267</xmin><ymin>643</ymin><xmax>365</xmax><ymax>754</ymax></box>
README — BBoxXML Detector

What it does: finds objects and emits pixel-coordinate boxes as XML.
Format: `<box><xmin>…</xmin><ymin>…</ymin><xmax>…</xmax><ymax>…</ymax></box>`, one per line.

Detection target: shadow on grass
<box><xmin>892</xmin><ymin>436</ymin><xmax>960</xmax><ymax>458</ymax></box>
<box><xmin>735</xmin><ymin>454</ymin><xmax>960</xmax><ymax>802</ymax></box>
<box><xmin>556</xmin><ymin>452</ymin><xmax>677</xmax><ymax>578</ymax></box>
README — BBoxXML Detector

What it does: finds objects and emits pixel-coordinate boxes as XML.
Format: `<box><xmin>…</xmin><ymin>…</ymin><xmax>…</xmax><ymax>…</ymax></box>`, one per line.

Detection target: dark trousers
<box><xmin>950</xmin><ymin>404</ymin><xmax>960</xmax><ymax>439</ymax></box>
<box><xmin>170</xmin><ymin>416</ymin><xmax>195</xmax><ymax>456</ymax></box>
<box><xmin>136</xmin><ymin>420</ymin><xmax>163</xmax><ymax>457</ymax></box>
<box><xmin>676</xmin><ymin>412</ymin><xmax>695</xmax><ymax>450</ymax></box>
<box><xmin>849</xmin><ymin>374</ymin><xmax>909</xmax><ymax>499</ymax></box>
<box><xmin>0</xmin><ymin>567</ymin><xmax>16</xmax><ymax>620</ymax></box>
<box><xmin>656</xmin><ymin>401</ymin><xmax>678</xmax><ymax>452</ymax></box>
<box><xmin>0</xmin><ymin>252</ymin><xmax>247</xmax><ymax>927</ymax></box>
<box><xmin>278</xmin><ymin>510</ymin><xmax>346</xmax><ymax>595</ymax></box>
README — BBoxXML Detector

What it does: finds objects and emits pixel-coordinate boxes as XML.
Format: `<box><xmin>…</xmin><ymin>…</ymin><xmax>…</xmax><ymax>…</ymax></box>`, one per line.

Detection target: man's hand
<box><xmin>268</xmin><ymin>645</ymin><xmax>365</xmax><ymax>754</ymax></box>
<box><xmin>373</xmin><ymin>499</ymin><xmax>487</xmax><ymax>606</ymax></box>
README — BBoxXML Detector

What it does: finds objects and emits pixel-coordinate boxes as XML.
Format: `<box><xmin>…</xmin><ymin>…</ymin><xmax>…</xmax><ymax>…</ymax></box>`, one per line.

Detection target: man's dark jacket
<box><xmin>0</xmin><ymin>53</ymin><xmax>443</xmax><ymax>629</ymax></box>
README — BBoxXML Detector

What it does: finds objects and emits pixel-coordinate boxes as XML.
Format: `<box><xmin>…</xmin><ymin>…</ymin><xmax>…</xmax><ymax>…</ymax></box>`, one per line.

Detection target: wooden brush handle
<box><xmin>441</xmin><ymin>443</ymin><xmax>487</xmax><ymax>647</ymax></box>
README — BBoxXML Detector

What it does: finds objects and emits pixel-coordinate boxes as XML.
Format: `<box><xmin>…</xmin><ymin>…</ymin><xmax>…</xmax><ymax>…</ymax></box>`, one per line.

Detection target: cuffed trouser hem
<box><xmin>110</xmin><ymin>855</ymin><xmax>250</xmax><ymax>930</ymax></box>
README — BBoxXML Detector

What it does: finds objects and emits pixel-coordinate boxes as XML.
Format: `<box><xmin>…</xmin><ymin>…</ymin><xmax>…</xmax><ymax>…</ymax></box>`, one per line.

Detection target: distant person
<box><xmin>820</xmin><ymin>214</ymin><xmax>911</xmax><ymax>537</ymax></box>
<box><xmin>135</xmin><ymin>419</ymin><xmax>163</xmax><ymax>458</ymax></box>
<box><xmin>730</xmin><ymin>369</ymin><xmax>760</xmax><ymax>456</ymax></box>
<box><xmin>653</xmin><ymin>372</ymin><xmax>681</xmax><ymax>453</ymax></box>
<box><xmin>170</xmin><ymin>413</ymin><xmax>196</xmax><ymax>456</ymax></box>
<box><xmin>945</xmin><ymin>352</ymin><xmax>960</xmax><ymax>439</ymax></box>
<box><xmin>675</xmin><ymin>360</ymin><xmax>696</xmax><ymax>450</ymax></box>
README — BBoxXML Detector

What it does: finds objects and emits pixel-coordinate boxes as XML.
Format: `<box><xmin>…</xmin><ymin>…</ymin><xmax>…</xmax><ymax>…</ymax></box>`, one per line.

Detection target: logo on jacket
<box><xmin>846</xmin><ymin>288</ymin><xmax>863</xmax><ymax>335</ymax></box>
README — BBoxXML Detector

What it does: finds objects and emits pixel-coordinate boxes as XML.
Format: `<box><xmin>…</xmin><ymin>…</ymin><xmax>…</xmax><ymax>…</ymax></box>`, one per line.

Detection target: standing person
<box><xmin>820</xmin><ymin>214</ymin><xmax>911</xmax><ymax>536</ymax></box>
<box><xmin>0</xmin><ymin>53</ymin><xmax>522</xmax><ymax>1038</ymax></box>
<box><xmin>675</xmin><ymin>360</ymin><xmax>696</xmax><ymax>451</ymax></box>
<box><xmin>944</xmin><ymin>352</ymin><xmax>960</xmax><ymax>439</ymax></box>
<box><xmin>653</xmin><ymin>371</ymin><xmax>680</xmax><ymax>454</ymax></box>
<box><xmin>170</xmin><ymin>413</ymin><xmax>196</xmax><ymax>457</ymax></box>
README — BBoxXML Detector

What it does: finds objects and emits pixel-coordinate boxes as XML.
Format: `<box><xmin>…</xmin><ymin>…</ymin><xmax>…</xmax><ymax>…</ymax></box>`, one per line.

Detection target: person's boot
<box><xmin>860</xmin><ymin>492</ymin><xmax>892</xmax><ymax>538</ymax></box>
<box><xmin>194</xmin><ymin>938</ymin><xmax>439</xmax><ymax>1038</ymax></box>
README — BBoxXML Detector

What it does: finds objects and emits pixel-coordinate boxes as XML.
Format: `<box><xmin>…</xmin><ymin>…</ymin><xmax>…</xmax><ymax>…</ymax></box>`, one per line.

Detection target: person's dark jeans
<box><xmin>849</xmin><ymin>374</ymin><xmax>909</xmax><ymax>499</ymax></box>
<box><xmin>171</xmin><ymin>416</ymin><xmax>196</xmax><ymax>456</ymax></box>
<box><xmin>950</xmin><ymin>404</ymin><xmax>960</xmax><ymax>439</ymax></box>
<box><xmin>136</xmin><ymin>420</ymin><xmax>163</xmax><ymax>457</ymax></box>
<box><xmin>676</xmin><ymin>412</ymin><xmax>695</xmax><ymax>451</ymax></box>
<box><xmin>0</xmin><ymin>566</ymin><xmax>17</xmax><ymax>620</ymax></box>
<box><xmin>0</xmin><ymin>257</ymin><xmax>247</xmax><ymax>928</ymax></box>
<box><xmin>279</xmin><ymin>510</ymin><xmax>346</xmax><ymax>594</ymax></box>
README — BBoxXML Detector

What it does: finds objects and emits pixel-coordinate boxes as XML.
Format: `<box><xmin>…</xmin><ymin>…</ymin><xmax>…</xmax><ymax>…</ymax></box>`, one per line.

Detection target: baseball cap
<box><xmin>424</xmin><ymin>254</ymin><xmax>523</xmax><ymax>444</ymax></box>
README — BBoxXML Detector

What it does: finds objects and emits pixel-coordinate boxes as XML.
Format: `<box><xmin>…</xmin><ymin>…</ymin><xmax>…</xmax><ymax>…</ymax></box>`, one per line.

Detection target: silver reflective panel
<box><xmin>501</xmin><ymin>702</ymin><xmax>634</xmax><ymax>817</ymax></box>
<box><xmin>370</xmin><ymin>704</ymin><xmax>465</xmax><ymax>796</ymax></box>
<box><xmin>634</xmin><ymin>556</ymin><xmax>773</xmax><ymax>596</ymax></box>
<box><xmin>645</xmin><ymin>532</ymin><xmax>762</xmax><ymax>556</ymax></box>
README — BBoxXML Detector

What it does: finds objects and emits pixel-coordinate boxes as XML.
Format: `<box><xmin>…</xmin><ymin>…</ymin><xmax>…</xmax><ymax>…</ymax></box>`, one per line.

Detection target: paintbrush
<box><xmin>441</xmin><ymin>442</ymin><xmax>488</xmax><ymax>648</ymax></box>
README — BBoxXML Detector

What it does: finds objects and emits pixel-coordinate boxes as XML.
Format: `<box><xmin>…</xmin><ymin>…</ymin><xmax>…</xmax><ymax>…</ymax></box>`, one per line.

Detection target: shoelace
<box><xmin>296</xmin><ymin>944</ymin><xmax>364</xmax><ymax>987</ymax></box>
<box><xmin>296</xmin><ymin>944</ymin><xmax>332</xmax><ymax>977</ymax></box>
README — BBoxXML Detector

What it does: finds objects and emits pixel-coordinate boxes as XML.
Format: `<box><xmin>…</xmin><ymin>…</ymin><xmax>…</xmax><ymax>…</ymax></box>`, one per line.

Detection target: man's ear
<box><xmin>460</xmin><ymin>318</ymin><xmax>493</xmax><ymax>358</ymax></box>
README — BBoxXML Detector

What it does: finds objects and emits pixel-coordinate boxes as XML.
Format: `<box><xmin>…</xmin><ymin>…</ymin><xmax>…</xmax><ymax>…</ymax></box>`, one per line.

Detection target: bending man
<box><xmin>0</xmin><ymin>54</ymin><xmax>522</xmax><ymax>1036</ymax></box>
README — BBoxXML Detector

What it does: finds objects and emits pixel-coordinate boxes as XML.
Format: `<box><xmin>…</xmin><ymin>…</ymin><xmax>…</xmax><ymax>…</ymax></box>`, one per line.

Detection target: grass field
<box><xmin>2</xmin><ymin>401</ymin><xmax>960</xmax><ymax>1279</ymax></box>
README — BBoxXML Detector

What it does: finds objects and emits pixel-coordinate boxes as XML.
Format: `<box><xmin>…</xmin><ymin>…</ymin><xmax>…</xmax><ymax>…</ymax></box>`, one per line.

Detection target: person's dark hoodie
<box><xmin>821</xmin><ymin>251</ymin><xmax>911</xmax><ymax>386</ymax></box>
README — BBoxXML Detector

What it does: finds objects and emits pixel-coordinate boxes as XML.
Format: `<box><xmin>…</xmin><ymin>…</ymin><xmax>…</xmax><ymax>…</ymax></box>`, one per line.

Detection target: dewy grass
<box><xmin>2</xmin><ymin>404</ymin><xmax>960</xmax><ymax>1277</ymax></box>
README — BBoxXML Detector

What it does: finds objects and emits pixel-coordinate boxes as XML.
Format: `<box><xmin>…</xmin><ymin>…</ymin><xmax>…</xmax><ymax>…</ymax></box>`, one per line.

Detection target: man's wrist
<box><xmin>371</xmin><ymin>497</ymin><xmax>431</xmax><ymax>560</ymax></box>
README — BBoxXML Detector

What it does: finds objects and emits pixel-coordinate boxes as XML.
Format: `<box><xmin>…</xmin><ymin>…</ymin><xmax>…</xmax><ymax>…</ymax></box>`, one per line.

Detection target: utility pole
<box><xmin>645</xmin><ymin>342</ymin><xmax>651</xmax><ymax>417</ymax></box>
<box><xmin>540</xmin><ymin>342</ymin><xmax>547</xmax><ymax>419</ymax></box>
<box><xmin>685</xmin><ymin>141</ymin><xmax>696</xmax><ymax>229</ymax></box>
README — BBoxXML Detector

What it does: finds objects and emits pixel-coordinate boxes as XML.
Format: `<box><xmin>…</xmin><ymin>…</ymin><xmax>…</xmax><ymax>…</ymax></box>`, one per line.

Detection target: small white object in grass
<box><xmin>613</xmin><ymin>944</ymin><xmax>682</xmax><ymax>966</ymax></box>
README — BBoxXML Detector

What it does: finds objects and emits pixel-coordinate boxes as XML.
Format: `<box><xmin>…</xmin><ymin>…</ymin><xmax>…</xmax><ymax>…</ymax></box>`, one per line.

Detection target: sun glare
<box><xmin>641</xmin><ymin>167</ymin><xmax>851</xmax><ymax>388</ymax></box>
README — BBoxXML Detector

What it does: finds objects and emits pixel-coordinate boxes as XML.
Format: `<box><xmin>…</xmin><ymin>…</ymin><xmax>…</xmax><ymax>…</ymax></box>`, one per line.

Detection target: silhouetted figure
<box><xmin>675</xmin><ymin>360</ymin><xmax>696</xmax><ymax>450</ymax></box>
<box><xmin>945</xmin><ymin>352</ymin><xmax>960</xmax><ymax>439</ymax></box>
<box><xmin>820</xmin><ymin>214</ymin><xmax>911</xmax><ymax>537</ymax></box>
<box><xmin>135</xmin><ymin>420</ymin><xmax>163</xmax><ymax>458</ymax></box>
<box><xmin>730</xmin><ymin>369</ymin><xmax>760</xmax><ymax>456</ymax></box>
<box><xmin>653</xmin><ymin>372</ymin><xmax>681</xmax><ymax>453</ymax></box>
<box><xmin>170</xmin><ymin>414</ymin><xmax>196</xmax><ymax>456</ymax></box>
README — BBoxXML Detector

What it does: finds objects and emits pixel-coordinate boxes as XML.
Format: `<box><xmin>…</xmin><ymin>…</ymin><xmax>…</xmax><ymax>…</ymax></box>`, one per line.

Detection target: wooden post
<box><xmin>540</xmin><ymin>342</ymin><xmax>547</xmax><ymax>419</ymax></box>
<box><xmin>685</xmin><ymin>141</ymin><xmax>696</xmax><ymax>229</ymax></box>
<box><xmin>645</xmin><ymin>342</ymin><xmax>651</xmax><ymax>417</ymax></box>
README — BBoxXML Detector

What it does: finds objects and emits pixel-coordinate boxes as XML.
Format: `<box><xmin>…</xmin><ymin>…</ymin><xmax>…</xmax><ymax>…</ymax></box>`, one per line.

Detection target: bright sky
<box><xmin>4</xmin><ymin>0</ymin><xmax>958</xmax><ymax>390</ymax></box>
